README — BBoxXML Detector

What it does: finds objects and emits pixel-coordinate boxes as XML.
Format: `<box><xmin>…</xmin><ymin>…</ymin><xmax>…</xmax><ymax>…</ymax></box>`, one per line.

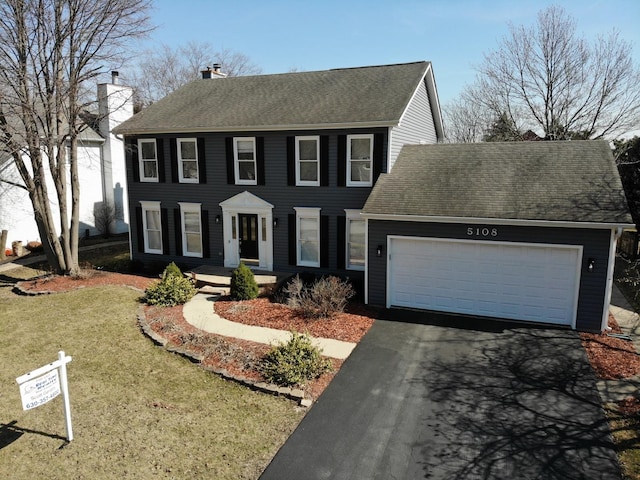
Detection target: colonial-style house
<box><xmin>114</xmin><ymin>61</ymin><xmax>443</xmax><ymax>279</ymax></box>
<box><xmin>114</xmin><ymin>62</ymin><xmax>631</xmax><ymax>332</ymax></box>
<box><xmin>0</xmin><ymin>72</ymin><xmax>133</xmax><ymax>248</ymax></box>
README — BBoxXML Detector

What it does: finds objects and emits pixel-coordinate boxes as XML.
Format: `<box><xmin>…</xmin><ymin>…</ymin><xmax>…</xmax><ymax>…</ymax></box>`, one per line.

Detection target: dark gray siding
<box><xmin>367</xmin><ymin>220</ymin><xmax>612</xmax><ymax>332</ymax></box>
<box><xmin>125</xmin><ymin>128</ymin><xmax>385</xmax><ymax>281</ymax></box>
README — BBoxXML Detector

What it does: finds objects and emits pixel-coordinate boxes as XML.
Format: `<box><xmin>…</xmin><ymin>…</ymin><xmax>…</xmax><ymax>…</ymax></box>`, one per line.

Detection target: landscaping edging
<box><xmin>136</xmin><ymin>306</ymin><xmax>311</xmax><ymax>407</ymax></box>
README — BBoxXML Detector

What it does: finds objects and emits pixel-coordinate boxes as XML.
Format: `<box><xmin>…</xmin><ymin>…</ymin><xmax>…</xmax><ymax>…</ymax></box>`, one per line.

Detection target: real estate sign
<box><xmin>18</xmin><ymin>368</ymin><xmax>61</xmax><ymax>410</ymax></box>
<box><xmin>16</xmin><ymin>351</ymin><xmax>74</xmax><ymax>441</ymax></box>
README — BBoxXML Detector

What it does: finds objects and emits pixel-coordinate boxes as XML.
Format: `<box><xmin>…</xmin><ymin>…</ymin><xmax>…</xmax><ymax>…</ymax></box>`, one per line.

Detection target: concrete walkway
<box><xmin>183</xmin><ymin>292</ymin><xmax>357</xmax><ymax>360</ymax></box>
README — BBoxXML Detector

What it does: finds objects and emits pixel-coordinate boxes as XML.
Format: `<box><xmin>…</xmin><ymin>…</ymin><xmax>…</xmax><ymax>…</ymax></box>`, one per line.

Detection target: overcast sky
<box><xmin>137</xmin><ymin>0</ymin><xmax>640</xmax><ymax>106</ymax></box>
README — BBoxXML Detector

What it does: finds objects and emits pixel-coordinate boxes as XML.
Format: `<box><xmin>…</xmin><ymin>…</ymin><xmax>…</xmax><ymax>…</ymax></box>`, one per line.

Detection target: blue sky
<box><xmin>141</xmin><ymin>0</ymin><xmax>640</xmax><ymax>106</ymax></box>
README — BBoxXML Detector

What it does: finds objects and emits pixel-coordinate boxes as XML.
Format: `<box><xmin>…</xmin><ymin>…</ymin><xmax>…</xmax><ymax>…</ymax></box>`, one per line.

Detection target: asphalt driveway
<box><xmin>260</xmin><ymin>312</ymin><xmax>621</xmax><ymax>479</ymax></box>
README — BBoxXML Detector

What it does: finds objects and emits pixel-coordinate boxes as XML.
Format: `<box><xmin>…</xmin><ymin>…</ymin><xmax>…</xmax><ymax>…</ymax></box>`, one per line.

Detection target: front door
<box><xmin>238</xmin><ymin>213</ymin><xmax>259</xmax><ymax>262</ymax></box>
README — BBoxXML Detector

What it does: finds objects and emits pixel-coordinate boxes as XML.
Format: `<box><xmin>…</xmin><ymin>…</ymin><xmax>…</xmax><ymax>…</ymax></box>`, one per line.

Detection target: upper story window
<box><xmin>178</xmin><ymin>138</ymin><xmax>199</xmax><ymax>183</ymax></box>
<box><xmin>295</xmin><ymin>207</ymin><xmax>321</xmax><ymax>268</ymax></box>
<box><xmin>296</xmin><ymin>136</ymin><xmax>320</xmax><ymax>186</ymax></box>
<box><xmin>347</xmin><ymin>134</ymin><xmax>373</xmax><ymax>186</ymax></box>
<box><xmin>345</xmin><ymin>210</ymin><xmax>365</xmax><ymax>270</ymax></box>
<box><xmin>179</xmin><ymin>202</ymin><xmax>202</xmax><ymax>257</ymax></box>
<box><xmin>138</xmin><ymin>139</ymin><xmax>158</xmax><ymax>182</ymax></box>
<box><xmin>234</xmin><ymin>137</ymin><xmax>256</xmax><ymax>185</ymax></box>
<box><xmin>140</xmin><ymin>201</ymin><xmax>162</xmax><ymax>254</ymax></box>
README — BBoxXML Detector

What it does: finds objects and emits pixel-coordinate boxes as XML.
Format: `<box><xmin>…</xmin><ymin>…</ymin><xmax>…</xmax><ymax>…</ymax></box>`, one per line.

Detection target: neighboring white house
<box><xmin>0</xmin><ymin>72</ymin><xmax>133</xmax><ymax>249</ymax></box>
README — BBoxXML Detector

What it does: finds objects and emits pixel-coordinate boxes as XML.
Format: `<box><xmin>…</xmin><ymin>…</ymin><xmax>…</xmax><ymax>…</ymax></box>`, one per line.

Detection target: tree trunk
<box><xmin>0</xmin><ymin>230</ymin><xmax>7</xmax><ymax>260</ymax></box>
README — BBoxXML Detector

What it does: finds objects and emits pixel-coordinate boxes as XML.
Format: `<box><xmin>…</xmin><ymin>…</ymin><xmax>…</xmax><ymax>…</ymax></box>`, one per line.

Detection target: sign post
<box><xmin>16</xmin><ymin>351</ymin><xmax>73</xmax><ymax>441</ymax></box>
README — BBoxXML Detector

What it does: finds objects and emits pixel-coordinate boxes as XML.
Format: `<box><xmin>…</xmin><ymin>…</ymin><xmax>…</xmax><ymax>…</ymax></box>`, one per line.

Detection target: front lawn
<box><xmin>0</xmin><ymin>272</ymin><xmax>304</xmax><ymax>479</ymax></box>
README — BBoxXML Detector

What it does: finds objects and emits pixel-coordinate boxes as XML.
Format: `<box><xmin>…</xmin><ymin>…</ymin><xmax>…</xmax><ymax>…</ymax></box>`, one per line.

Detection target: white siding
<box><xmin>389</xmin><ymin>79</ymin><xmax>437</xmax><ymax>171</ymax></box>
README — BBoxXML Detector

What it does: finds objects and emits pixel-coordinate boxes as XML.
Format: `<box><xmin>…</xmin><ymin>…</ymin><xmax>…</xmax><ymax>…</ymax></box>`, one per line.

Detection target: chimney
<box><xmin>201</xmin><ymin>64</ymin><xmax>227</xmax><ymax>79</ymax></box>
<box><xmin>111</xmin><ymin>71</ymin><xmax>119</xmax><ymax>85</ymax></box>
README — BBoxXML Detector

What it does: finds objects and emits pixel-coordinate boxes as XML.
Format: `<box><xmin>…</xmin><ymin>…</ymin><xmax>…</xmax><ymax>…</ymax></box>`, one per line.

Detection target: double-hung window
<box><xmin>295</xmin><ymin>207</ymin><xmax>321</xmax><ymax>267</ymax></box>
<box><xmin>296</xmin><ymin>136</ymin><xmax>319</xmax><ymax>186</ymax></box>
<box><xmin>138</xmin><ymin>139</ymin><xmax>158</xmax><ymax>182</ymax></box>
<box><xmin>140</xmin><ymin>201</ymin><xmax>162</xmax><ymax>254</ymax></box>
<box><xmin>345</xmin><ymin>210</ymin><xmax>365</xmax><ymax>270</ymax></box>
<box><xmin>234</xmin><ymin>137</ymin><xmax>256</xmax><ymax>185</ymax></box>
<box><xmin>179</xmin><ymin>202</ymin><xmax>202</xmax><ymax>257</ymax></box>
<box><xmin>347</xmin><ymin>134</ymin><xmax>373</xmax><ymax>186</ymax></box>
<box><xmin>178</xmin><ymin>138</ymin><xmax>199</xmax><ymax>183</ymax></box>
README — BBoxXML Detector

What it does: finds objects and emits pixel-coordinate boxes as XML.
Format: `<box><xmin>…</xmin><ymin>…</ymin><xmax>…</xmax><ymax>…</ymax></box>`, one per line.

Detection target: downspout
<box><xmin>601</xmin><ymin>227</ymin><xmax>624</xmax><ymax>332</ymax></box>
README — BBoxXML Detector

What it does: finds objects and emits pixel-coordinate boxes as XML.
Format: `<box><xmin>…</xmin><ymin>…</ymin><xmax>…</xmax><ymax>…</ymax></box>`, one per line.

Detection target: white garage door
<box><xmin>388</xmin><ymin>237</ymin><xmax>582</xmax><ymax>326</ymax></box>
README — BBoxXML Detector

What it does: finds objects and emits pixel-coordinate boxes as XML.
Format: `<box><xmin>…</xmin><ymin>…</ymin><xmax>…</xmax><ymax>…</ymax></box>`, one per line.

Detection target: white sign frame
<box><xmin>16</xmin><ymin>351</ymin><xmax>73</xmax><ymax>441</ymax></box>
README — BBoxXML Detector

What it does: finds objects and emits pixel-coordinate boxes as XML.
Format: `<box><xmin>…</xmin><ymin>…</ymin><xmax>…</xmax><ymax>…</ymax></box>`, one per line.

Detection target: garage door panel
<box><xmin>389</xmin><ymin>238</ymin><xmax>580</xmax><ymax>326</ymax></box>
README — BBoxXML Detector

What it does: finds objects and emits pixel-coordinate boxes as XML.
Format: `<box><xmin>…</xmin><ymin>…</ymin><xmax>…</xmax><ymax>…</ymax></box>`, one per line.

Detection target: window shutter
<box><xmin>320</xmin><ymin>215</ymin><xmax>329</xmax><ymax>268</ymax></box>
<box><xmin>202</xmin><ymin>210</ymin><xmax>210</xmax><ymax>258</ymax></box>
<box><xmin>337</xmin><ymin>135</ymin><xmax>346</xmax><ymax>186</ymax></box>
<box><xmin>373</xmin><ymin>133</ymin><xmax>384</xmax><ymax>182</ymax></box>
<box><xmin>135</xmin><ymin>206</ymin><xmax>143</xmax><ymax>252</ymax></box>
<box><xmin>157</xmin><ymin>138</ymin><xmax>166</xmax><ymax>183</ymax></box>
<box><xmin>198</xmin><ymin>138</ymin><xmax>207</xmax><ymax>184</ymax></box>
<box><xmin>337</xmin><ymin>216</ymin><xmax>346</xmax><ymax>269</ymax></box>
<box><xmin>225</xmin><ymin>137</ymin><xmax>235</xmax><ymax>184</ymax></box>
<box><xmin>286</xmin><ymin>136</ymin><xmax>295</xmax><ymax>186</ymax></box>
<box><xmin>288</xmin><ymin>214</ymin><xmax>296</xmax><ymax>266</ymax></box>
<box><xmin>256</xmin><ymin>137</ymin><xmax>265</xmax><ymax>185</ymax></box>
<box><xmin>129</xmin><ymin>138</ymin><xmax>140</xmax><ymax>183</ymax></box>
<box><xmin>174</xmin><ymin>208</ymin><xmax>182</xmax><ymax>256</ymax></box>
<box><xmin>320</xmin><ymin>136</ymin><xmax>329</xmax><ymax>186</ymax></box>
<box><xmin>161</xmin><ymin>208</ymin><xmax>170</xmax><ymax>255</ymax></box>
<box><xmin>170</xmin><ymin>138</ymin><xmax>178</xmax><ymax>183</ymax></box>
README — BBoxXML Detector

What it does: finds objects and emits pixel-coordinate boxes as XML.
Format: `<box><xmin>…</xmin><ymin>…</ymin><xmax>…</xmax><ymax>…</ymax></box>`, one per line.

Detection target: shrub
<box><xmin>230</xmin><ymin>262</ymin><xmax>259</xmax><ymax>300</ymax></box>
<box><xmin>164</xmin><ymin>261</ymin><xmax>183</xmax><ymax>279</ymax></box>
<box><xmin>145</xmin><ymin>264</ymin><xmax>196</xmax><ymax>306</ymax></box>
<box><xmin>261</xmin><ymin>332</ymin><xmax>333</xmax><ymax>387</ymax></box>
<box><xmin>285</xmin><ymin>274</ymin><xmax>355</xmax><ymax>318</ymax></box>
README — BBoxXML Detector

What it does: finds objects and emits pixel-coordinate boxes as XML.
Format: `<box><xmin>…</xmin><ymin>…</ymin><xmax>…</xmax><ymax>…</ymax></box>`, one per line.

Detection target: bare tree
<box><xmin>443</xmin><ymin>93</ymin><xmax>490</xmax><ymax>143</ymax></box>
<box><xmin>130</xmin><ymin>41</ymin><xmax>262</xmax><ymax>108</ymax></box>
<box><xmin>451</xmin><ymin>5</ymin><xmax>640</xmax><ymax>140</ymax></box>
<box><xmin>0</xmin><ymin>0</ymin><xmax>152</xmax><ymax>275</ymax></box>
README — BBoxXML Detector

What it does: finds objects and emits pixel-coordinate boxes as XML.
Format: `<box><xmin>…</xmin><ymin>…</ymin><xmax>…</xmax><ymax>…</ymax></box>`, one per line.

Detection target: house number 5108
<box><xmin>467</xmin><ymin>227</ymin><xmax>498</xmax><ymax>237</ymax></box>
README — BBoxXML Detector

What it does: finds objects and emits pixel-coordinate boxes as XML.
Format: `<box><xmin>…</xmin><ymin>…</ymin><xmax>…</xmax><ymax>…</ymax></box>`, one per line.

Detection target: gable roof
<box><xmin>362</xmin><ymin>141</ymin><xmax>633</xmax><ymax>226</ymax></box>
<box><xmin>114</xmin><ymin>61</ymin><xmax>440</xmax><ymax>135</ymax></box>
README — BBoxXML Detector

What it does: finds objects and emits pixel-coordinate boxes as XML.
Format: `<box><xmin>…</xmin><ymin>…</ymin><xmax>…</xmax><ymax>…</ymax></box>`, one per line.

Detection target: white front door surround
<box><xmin>220</xmin><ymin>191</ymin><xmax>274</xmax><ymax>270</ymax></box>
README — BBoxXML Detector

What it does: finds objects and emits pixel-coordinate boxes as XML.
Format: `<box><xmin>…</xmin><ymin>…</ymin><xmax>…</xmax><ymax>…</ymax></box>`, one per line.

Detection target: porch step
<box><xmin>189</xmin><ymin>272</ymin><xmax>278</xmax><ymax>287</ymax></box>
<box><xmin>198</xmin><ymin>285</ymin><xmax>230</xmax><ymax>295</ymax></box>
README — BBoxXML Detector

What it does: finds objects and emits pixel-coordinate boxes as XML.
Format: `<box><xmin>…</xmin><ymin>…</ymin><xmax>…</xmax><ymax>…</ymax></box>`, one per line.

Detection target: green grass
<box><xmin>0</xmin><ymin>276</ymin><xmax>304</xmax><ymax>479</ymax></box>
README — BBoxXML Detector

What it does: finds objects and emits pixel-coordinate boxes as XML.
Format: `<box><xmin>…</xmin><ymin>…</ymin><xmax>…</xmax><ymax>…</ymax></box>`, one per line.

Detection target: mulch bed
<box><xmin>580</xmin><ymin>315</ymin><xmax>640</xmax><ymax>380</ymax></box>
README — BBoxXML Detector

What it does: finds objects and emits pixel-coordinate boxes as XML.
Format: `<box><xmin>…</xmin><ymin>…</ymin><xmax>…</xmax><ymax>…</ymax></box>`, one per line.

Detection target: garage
<box><xmin>388</xmin><ymin>236</ymin><xmax>581</xmax><ymax>326</ymax></box>
<box><xmin>363</xmin><ymin>141</ymin><xmax>634</xmax><ymax>332</ymax></box>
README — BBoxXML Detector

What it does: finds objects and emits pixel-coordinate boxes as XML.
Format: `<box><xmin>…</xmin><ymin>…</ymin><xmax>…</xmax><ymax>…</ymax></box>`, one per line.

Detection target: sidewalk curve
<box><xmin>183</xmin><ymin>293</ymin><xmax>356</xmax><ymax>360</ymax></box>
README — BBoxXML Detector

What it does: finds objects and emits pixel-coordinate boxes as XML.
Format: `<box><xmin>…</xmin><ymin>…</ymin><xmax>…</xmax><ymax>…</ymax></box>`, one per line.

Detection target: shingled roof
<box><xmin>363</xmin><ymin>141</ymin><xmax>633</xmax><ymax>225</ymax></box>
<box><xmin>114</xmin><ymin>61</ymin><xmax>437</xmax><ymax>135</ymax></box>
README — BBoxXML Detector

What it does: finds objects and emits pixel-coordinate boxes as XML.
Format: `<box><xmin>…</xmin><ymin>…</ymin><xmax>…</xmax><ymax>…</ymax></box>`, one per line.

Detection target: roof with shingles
<box><xmin>114</xmin><ymin>62</ymin><xmax>434</xmax><ymax>135</ymax></box>
<box><xmin>362</xmin><ymin>141</ymin><xmax>633</xmax><ymax>225</ymax></box>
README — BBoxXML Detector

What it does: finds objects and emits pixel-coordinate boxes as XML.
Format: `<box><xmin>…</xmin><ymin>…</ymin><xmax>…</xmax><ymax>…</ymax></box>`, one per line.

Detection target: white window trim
<box><xmin>138</xmin><ymin>139</ymin><xmax>159</xmax><ymax>183</ymax></box>
<box><xmin>295</xmin><ymin>135</ymin><xmax>320</xmax><ymax>186</ymax></box>
<box><xmin>178</xmin><ymin>202</ymin><xmax>202</xmax><ymax>257</ymax></box>
<box><xmin>177</xmin><ymin>138</ymin><xmax>199</xmax><ymax>183</ymax></box>
<box><xmin>345</xmin><ymin>209</ymin><xmax>365</xmax><ymax>271</ymax></box>
<box><xmin>294</xmin><ymin>207</ymin><xmax>321</xmax><ymax>268</ymax></box>
<box><xmin>233</xmin><ymin>137</ymin><xmax>257</xmax><ymax>185</ymax></box>
<box><xmin>346</xmin><ymin>133</ymin><xmax>373</xmax><ymax>187</ymax></box>
<box><xmin>140</xmin><ymin>200</ymin><xmax>162</xmax><ymax>254</ymax></box>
